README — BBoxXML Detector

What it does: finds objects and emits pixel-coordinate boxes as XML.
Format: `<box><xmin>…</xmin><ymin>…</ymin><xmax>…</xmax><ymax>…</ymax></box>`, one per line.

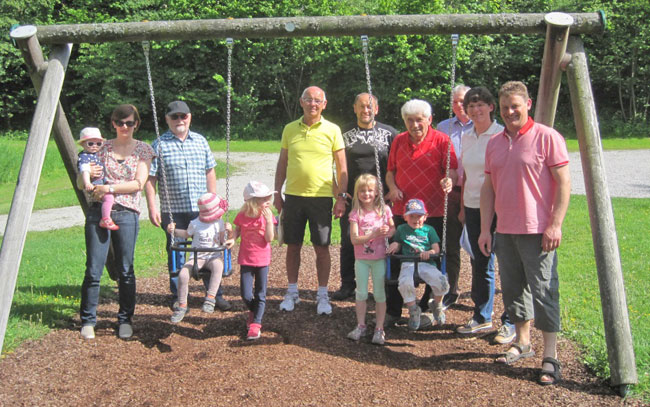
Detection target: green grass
<box><xmin>565</xmin><ymin>137</ymin><xmax>650</xmax><ymax>153</ymax></box>
<box><xmin>1</xmin><ymin>222</ymin><xmax>167</xmax><ymax>353</ymax></box>
<box><xmin>560</xmin><ymin>195</ymin><xmax>649</xmax><ymax>399</ymax></box>
<box><xmin>0</xmin><ymin>138</ymin><xmax>229</xmax><ymax>215</ymax></box>
<box><xmin>208</xmin><ymin>139</ymin><xmax>281</xmax><ymax>153</ymax></box>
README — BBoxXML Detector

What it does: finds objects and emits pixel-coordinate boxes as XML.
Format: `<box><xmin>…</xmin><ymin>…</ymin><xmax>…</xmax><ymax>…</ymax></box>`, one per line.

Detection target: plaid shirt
<box><xmin>150</xmin><ymin>130</ymin><xmax>217</xmax><ymax>213</ymax></box>
<box><xmin>437</xmin><ymin>116</ymin><xmax>472</xmax><ymax>184</ymax></box>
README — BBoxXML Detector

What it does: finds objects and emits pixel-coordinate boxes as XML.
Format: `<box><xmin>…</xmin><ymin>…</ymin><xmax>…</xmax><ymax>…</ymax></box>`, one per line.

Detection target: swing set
<box><xmin>2</xmin><ymin>12</ymin><xmax>637</xmax><ymax>395</ymax></box>
<box><xmin>358</xmin><ymin>33</ymin><xmax>459</xmax><ymax>283</ymax></box>
<box><xmin>142</xmin><ymin>39</ymin><xmax>234</xmax><ymax>281</ymax></box>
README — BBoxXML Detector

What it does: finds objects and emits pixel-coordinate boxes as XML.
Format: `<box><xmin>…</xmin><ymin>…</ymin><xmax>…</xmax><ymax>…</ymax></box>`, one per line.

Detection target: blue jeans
<box><xmin>161</xmin><ymin>212</ymin><xmax>224</xmax><ymax>300</ymax></box>
<box><xmin>465</xmin><ymin>207</ymin><xmax>513</xmax><ymax>328</ymax></box>
<box><xmin>80</xmin><ymin>205</ymin><xmax>139</xmax><ymax>326</ymax></box>
<box><xmin>240</xmin><ymin>265</ymin><xmax>268</xmax><ymax>324</ymax></box>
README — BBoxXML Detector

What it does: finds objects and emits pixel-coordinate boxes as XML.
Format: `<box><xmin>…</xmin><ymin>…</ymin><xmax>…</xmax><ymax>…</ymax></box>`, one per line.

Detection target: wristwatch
<box><xmin>337</xmin><ymin>192</ymin><xmax>350</xmax><ymax>199</ymax></box>
<box><xmin>108</xmin><ymin>186</ymin><xmax>115</xmax><ymax>194</ymax></box>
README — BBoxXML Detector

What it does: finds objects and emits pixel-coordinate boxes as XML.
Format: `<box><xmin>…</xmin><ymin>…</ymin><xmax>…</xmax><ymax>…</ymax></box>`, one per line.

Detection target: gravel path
<box><xmin>1</xmin><ymin>150</ymin><xmax>648</xmax><ymax>235</ymax></box>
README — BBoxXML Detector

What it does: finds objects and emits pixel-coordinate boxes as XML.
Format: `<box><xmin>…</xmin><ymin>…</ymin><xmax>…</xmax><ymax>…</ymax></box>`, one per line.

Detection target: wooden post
<box><xmin>11</xmin><ymin>27</ymin><xmax>88</xmax><ymax>216</ymax></box>
<box><xmin>535</xmin><ymin>12</ymin><xmax>573</xmax><ymax>126</ymax></box>
<box><xmin>10</xmin><ymin>26</ymin><xmax>119</xmax><ymax>281</ymax></box>
<box><xmin>0</xmin><ymin>52</ymin><xmax>66</xmax><ymax>353</ymax></box>
<box><xmin>564</xmin><ymin>35</ymin><xmax>638</xmax><ymax>396</ymax></box>
<box><xmin>33</xmin><ymin>13</ymin><xmax>605</xmax><ymax>44</ymax></box>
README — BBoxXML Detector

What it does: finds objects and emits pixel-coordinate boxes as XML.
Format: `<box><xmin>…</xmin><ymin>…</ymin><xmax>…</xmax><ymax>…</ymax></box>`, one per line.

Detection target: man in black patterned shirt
<box><xmin>332</xmin><ymin>93</ymin><xmax>397</xmax><ymax>300</ymax></box>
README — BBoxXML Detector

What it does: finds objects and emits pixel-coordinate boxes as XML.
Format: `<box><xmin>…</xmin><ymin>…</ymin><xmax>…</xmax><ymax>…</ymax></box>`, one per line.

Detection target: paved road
<box><xmin>1</xmin><ymin>150</ymin><xmax>648</xmax><ymax>235</ymax></box>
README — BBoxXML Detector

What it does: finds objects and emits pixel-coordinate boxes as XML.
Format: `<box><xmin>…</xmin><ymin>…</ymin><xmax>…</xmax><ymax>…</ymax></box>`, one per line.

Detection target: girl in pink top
<box><xmin>347</xmin><ymin>174</ymin><xmax>395</xmax><ymax>345</ymax></box>
<box><xmin>233</xmin><ymin>181</ymin><xmax>277</xmax><ymax>340</ymax></box>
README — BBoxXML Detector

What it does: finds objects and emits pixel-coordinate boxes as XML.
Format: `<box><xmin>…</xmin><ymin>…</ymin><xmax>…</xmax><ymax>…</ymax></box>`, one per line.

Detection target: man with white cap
<box><xmin>145</xmin><ymin>100</ymin><xmax>231</xmax><ymax>311</ymax></box>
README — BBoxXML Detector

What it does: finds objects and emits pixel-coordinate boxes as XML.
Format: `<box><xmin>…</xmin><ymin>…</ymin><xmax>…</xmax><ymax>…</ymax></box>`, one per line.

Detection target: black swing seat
<box><xmin>170</xmin><ymin>240</ymin><xmax>230</xmax><ymax>281</ymax></box>
<box><xmin>385</xmin><ymin>253</ymin><xmax>442</xmax><ymax>286</ymax></box>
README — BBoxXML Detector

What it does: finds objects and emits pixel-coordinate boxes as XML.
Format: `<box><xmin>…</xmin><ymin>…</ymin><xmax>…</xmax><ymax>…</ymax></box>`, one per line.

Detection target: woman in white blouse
<box><xmin>456</xmin><ymin>87</ymin><xmax>514</xmax><ymax>343</ymax></box>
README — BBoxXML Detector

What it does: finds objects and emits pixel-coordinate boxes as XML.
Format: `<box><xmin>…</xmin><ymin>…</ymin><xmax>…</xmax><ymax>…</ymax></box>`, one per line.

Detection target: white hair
<box><xmin>301</xmin><ymin>86</ymin><xmax>327</xmax><ymax>101</ymax></box>
<box><xmin>401</xmin><ymin>99</ymin><xmax>432</xmax><ymax>120</ymax></box>
<box><xmin>453</xmin><ymin>84</ymin><xmax>471</xmax><ymax>96</ymax></box>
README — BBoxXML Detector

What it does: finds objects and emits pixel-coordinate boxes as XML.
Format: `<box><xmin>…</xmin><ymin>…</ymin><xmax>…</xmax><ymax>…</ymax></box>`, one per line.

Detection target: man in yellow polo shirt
<box><xmin>274</xmin><ymin>86</ymin><xmax>348</xmax><ymax>315</ymax></box>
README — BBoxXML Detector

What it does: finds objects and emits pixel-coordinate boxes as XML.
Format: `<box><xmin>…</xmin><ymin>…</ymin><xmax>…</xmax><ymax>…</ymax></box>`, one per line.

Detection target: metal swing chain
<box><xmin>143</xmin><ymin>41</ymin><xmax>175</xmax><ymax>244</ymax></box>
<box><xmin>225</xmin><ymin>38</ymin><xmax>233</xmax><ymax>224</ymax></box>
<box><xmin>441</xmin><ymin>34</ymin><xmax>459</xmax><ymax>257</ymax></box>
<box><xmin>361</xmin><ymin>35</ymin><xmax>389</xmax><ymax>250</ymax></box>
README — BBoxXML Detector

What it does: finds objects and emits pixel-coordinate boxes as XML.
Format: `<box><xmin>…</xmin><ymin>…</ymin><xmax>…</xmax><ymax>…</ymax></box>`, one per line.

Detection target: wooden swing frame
<box><xmin>1</xmin><ymin>12</ymin><xmax>637</xmax><ymax>394</ymax></box>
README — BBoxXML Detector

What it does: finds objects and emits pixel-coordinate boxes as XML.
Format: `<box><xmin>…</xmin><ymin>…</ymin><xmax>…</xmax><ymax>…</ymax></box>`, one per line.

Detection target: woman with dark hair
<box><xmin>455</xmin><ymin>87</ymin><xmax>515</xmax><ymax>343</ymax></box>
<box><xmin>77</xmin><ymin>104</ymin><xmax>154</xmax><ymax>340</ymax></box>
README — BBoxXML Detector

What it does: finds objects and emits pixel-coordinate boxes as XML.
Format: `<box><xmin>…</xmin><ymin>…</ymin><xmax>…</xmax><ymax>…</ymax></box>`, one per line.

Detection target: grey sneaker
<box><xmin>419</xmin><ymin>312</ymin><xmax>433</xmax><ymax>330</ymax></box>
<box><xmin>431</xmin><ymin>302</ymin><xmax>446</xmax><ymax>326</ymax></box>
<box><xmin>118</xmin><ymin>323</ymin><xmax>133</xmax><ymax>339</ymax></box>
<box><xmin>347</xmin><ymin>325</ymin><xmax>367</xmax><ymax>341</ymax></box>
<box><xmin>408</xmin><ymin>304</ymin><xmax>422</xmax><ymax>331</ymax></box>
<box><xmin>371</xmin><ymin>329</ymin><xmax>385</xmax><ymax>345</ymax></box>
<box><xmin>171</xmin><ymin>307</ymin><xmax>188</xmax><ymax>323</ymax></box>
<box><xmin>494</xmin><ymin>324</ymin><xmax>516</xmax><ymax>344</ymax></box>
<box><xmin>80</xmin><ymin>325</ymin><xmax>95</xmax><ymax>340</ymax></box>
<box><xmin>202</xmin><ymin>299</ymin><xmax>216</xmax><ymax>313</ymax></box>
<box><xmin>214</xmin><ymin>296</ymin><xmax>232</xmax><ymax>311</ymax></box>
<box><xmin>457</xmin><ymin>318</ymin><xmax>492</xmax><ymax>334</ymax></box>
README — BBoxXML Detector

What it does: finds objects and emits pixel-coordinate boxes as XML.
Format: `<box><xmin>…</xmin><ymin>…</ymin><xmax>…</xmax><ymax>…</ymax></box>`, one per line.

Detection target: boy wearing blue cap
<box><xmin>387</xmin><ymin>198</ymin><xmax>449</xmax><ymax>331</ymax></box>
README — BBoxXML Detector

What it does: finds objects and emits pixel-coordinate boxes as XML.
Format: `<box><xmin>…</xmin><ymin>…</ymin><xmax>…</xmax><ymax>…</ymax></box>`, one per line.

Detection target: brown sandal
<box><xmin>495</xmin><ymin>342</ymin><xmax>535</xmax><ymax>365</ymax></box>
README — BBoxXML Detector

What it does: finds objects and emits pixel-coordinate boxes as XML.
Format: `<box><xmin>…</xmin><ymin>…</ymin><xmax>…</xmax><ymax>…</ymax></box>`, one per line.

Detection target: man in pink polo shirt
<box><xmin>478</xmin><ymin>81</ymin><xmax>570</xmax><ymax>386</ymax></box>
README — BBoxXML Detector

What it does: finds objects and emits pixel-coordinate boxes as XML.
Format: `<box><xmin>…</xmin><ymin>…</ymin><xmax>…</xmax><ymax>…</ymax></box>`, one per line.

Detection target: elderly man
<box><xmin>479</xmin><ymin>81</ymin><xmax>570</xmax><ymax>386</ymax></box>
<box><xmin>274</xmin><ymin>86</ymin><xmax>348</xmax><ymax>315</ymax></box>
<box><xmin>145</xmin><ymin>100</ymin><xmax>231</xmax><ymax>312</ymax></box>
<box><xmin>434</xmin><ymin>84</ymin><xmax>471</xmax><ymax>310</ymax></box>
<box><xmin>384</xmin><ymin>99</ymin><xmax>457</xmax><ymax>329</ymax></box>
<box><xmin>332</xmin><ymin>93</ymin><xmax>397</xmax><ymax>301</ymax></box>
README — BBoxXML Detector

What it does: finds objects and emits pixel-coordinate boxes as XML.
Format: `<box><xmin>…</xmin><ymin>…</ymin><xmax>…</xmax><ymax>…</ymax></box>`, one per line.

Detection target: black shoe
<box><xmin>331</xmin><ymin>286</ymin><xmax>355</xmax><ymax>301</ymax></box>
<box><xmin>441</xmin><ymin>293</ymin><xmax>459</xmax><ymax>310</ymax></box>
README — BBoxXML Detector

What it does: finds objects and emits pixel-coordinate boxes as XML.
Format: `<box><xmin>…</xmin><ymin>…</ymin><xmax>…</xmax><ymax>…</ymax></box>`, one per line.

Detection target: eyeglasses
<box><xmin>169</xmin><ymin>113</ymin><xmax>188</xmax><ymax>120</ymax></box>
<box><xmin>85</xmin><ymin>141</ymin><xmax>103</xmax><ymax>147</ymax></box>
<box><xmin>114</xmin><ymin>120</ymin><xmax>137</xmax><ymax>128</ymax></box>
<box><xmin>302</xmin><ymin>98</ymin><xmax>324</xmax><ymax>105</ymax></box>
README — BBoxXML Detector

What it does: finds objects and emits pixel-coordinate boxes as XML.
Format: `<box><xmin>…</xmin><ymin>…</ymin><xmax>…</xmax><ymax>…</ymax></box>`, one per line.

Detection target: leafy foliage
<box><xmin>1</xmin><ymin>0</ymin><xmax>648</xmax><ymax>138</ymax></box>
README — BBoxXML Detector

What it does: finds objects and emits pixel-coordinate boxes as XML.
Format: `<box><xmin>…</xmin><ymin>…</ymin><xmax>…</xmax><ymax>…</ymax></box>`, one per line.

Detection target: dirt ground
<box><xmin>0</xmin><ymin>246</ymin><xmax>643</xmax><ymax>406</ymax></box>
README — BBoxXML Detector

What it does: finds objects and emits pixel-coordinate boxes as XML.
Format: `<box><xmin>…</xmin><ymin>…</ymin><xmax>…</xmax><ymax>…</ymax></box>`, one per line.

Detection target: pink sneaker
<box><xmin>247</xmin><ymin>323</ymin><xmax>261</xmax><ymax>340</ymax></box>
<box><xmin>246</xmin><ymin>311</ymin><xmax>254</xmax><ymax>329</ymax></box>
<box><xmin>99</xmin><ymin>218</ymin><xmax>119</xmax><ymax>231</ymax></box>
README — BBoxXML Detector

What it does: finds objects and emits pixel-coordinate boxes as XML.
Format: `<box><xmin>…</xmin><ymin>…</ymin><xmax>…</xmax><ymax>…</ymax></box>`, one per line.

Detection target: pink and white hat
<box><xmin>198</xmin><ymin>193</ymin><xmax>228</xmax><ymax>223</ymax></box>
<box><xmin>243</xmin><ymin>180</ymin><xmax>276</xmax><ymax>201</ymax></box>
<box><xmin>78</xmin><ymin>127</ymin><xmax>104</xmax><ymax>144</ymax></box>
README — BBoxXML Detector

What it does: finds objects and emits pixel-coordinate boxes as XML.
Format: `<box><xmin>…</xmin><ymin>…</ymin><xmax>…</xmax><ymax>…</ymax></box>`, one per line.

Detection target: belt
<box><xmin>90</xmin><ymin>202</ymin><xmax>137</xmax><ymax>213</ymax></box>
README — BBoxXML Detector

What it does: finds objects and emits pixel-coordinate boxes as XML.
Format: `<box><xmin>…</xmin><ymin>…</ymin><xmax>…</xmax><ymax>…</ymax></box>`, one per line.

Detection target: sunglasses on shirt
<box><xmin>114</xmin><ymin>120</ymin><xmax>137</xmax><ymax>128</ymax></box>
<box><xmin>168</xmin><ymin>113</ymin><xmax>188</xmax><ymax>120</ymax></box>
<box><xmin>85</xmin><ymin>141</ymin><xmax>103</xmax><ymax>147</ymax></box>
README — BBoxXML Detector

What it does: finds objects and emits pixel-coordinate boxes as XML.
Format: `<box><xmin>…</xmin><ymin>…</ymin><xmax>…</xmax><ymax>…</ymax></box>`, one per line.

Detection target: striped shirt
<box><xmin>150</xmin><ymin>130</ymin><xmax>217</xmax><ymax>213</ymax></box>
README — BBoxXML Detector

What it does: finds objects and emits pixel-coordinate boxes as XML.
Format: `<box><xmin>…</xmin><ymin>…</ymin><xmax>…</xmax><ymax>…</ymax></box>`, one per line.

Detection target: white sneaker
<box><xmin>316</xmin><ymin>293</ymin><xmax>332</xmax><ymax>315</ymax></box>
<box><xmin>347</xmin><ymin>325</ymin><xmax>367</xmax><ymax>341</ymax></box>
<box><xmin>371</xmin><ymin>329</ymin><xmax>385</xmax><ymax>345</ymax></box>
<box><xmin>279</xmin><ymin>292</ymin><xmax>300</xmax><ymax>312</ymax></box>
<box><xmin>80</xmin><ymin>325</ymin><xmax>95</xmax><ymax>340</ymax></box>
